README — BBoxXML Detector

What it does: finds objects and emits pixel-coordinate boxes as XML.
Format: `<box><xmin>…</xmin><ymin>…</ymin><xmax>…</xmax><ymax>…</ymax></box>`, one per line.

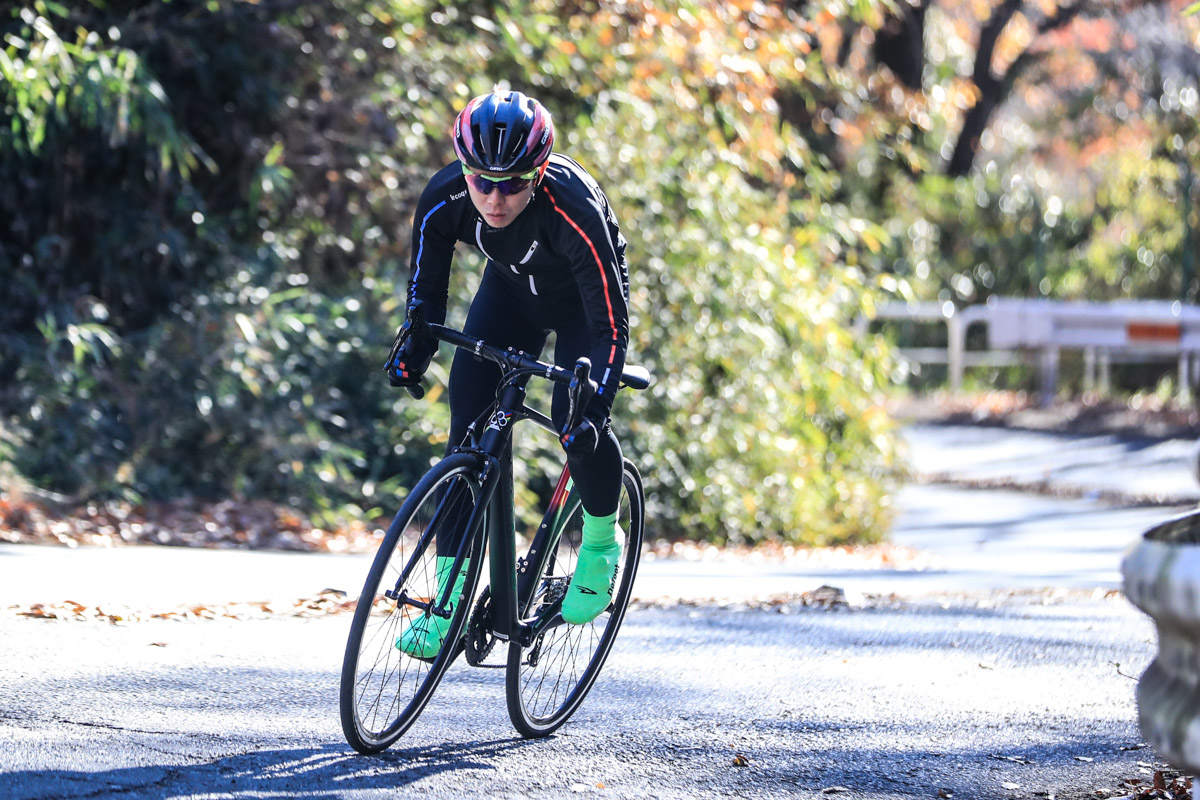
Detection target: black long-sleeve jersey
<box><xmin>406</xmin><ymin>153</ymin><xmax>630</xmax><ymax>413</ymax></box>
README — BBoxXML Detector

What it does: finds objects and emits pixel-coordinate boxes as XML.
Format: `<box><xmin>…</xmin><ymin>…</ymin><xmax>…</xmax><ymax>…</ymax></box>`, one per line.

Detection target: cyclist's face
<box><xmin>465</xmin><ymin>173</ymin><xmax>534</xmax><ymax>229</ymax></box>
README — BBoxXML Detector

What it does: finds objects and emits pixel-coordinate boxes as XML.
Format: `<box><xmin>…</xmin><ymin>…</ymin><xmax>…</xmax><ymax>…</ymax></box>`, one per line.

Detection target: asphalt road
<box><xmin>0</xmin><ymin>591</ymin><xmax>1158</xmax><ymax>800</ymax></box>
<box><xmin>0</xmin><ymin>423</ymin><xmax>1193</xmax><ymax>799</ymax></box>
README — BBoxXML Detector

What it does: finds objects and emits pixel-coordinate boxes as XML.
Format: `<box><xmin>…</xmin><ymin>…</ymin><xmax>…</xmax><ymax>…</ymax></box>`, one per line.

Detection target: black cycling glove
<box><xmin>560</xmin><ymin>415</ymin><xmax>606</xmax><ymax>458</ymax></box>
<box><xmin>385</xmin><ymin>304</ymin><xmax>438</xmax><ymax>387</ymax></box>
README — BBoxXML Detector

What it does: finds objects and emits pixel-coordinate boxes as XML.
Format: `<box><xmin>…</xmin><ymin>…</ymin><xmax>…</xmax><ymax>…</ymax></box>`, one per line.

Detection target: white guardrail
<box><xmin>865</xmin><ymin>297</ymin><xmax>1200</xmax><ymax>403</ymax></box>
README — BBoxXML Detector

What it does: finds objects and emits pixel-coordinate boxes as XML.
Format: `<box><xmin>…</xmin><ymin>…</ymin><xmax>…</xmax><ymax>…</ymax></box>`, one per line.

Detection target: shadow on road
<box><xmin>3</xmin><ymin>737</ymin><xmax>546</xmax><ymax>799</ymax></box>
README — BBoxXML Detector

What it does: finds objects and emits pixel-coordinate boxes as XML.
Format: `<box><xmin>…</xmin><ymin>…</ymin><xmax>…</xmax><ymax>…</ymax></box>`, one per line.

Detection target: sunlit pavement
<box><xmin>0</xmin><ymin>544</ymin><xmax>372</xmax><ymax>613</ymax></box>
<box><xmin>900</xmin><ymin>423</ymin><xmax>1200</xmax><ymax>505</ymax></box>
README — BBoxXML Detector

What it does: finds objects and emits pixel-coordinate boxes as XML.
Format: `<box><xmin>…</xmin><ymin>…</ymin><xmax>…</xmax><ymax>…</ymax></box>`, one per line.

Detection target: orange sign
<box><xmin>1127</xmin><ymin>322</ymin><xmax>1181</xmax><ymax>342</ymax></box>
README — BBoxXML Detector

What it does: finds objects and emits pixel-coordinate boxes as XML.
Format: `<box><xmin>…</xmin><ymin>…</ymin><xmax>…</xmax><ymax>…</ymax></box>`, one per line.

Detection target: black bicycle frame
<box><xmin>406</xmin><ymin>324</ymin><xmax>592</xmax><ymax>649</ymax></box>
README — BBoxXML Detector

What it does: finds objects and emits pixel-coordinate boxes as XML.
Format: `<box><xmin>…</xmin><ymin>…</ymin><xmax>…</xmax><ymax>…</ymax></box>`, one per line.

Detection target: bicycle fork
<box><xmin>386</xmin><ymin>456</ymin><xmax>501</xmax><ymax>622</ymax></box>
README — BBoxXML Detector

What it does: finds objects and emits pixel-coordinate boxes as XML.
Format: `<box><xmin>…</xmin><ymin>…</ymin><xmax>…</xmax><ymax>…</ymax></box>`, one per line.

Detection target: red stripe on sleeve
<box><xmin>544</xmin><ymin>188</ymin><xmax>619</xmax><ymax>355</ymax></box>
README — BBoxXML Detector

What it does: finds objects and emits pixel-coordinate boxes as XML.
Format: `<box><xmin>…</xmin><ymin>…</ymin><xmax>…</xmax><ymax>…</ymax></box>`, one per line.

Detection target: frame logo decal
<box><xmin>486</xmin><ymin>409</ymin><xmax>514</xmax><ymax>431</ymax></box>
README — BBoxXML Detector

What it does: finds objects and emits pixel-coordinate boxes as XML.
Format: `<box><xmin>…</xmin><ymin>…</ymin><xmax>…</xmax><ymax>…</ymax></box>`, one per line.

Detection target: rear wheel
<box><xmin>505</xmin><ymin>459</ymin><xmax>645</xmax><ymax>738</ymax></box>
<box><xmin>339</xmin><ymin>453</ymin><xmax>486</xmax><ymax>753</ymax></box>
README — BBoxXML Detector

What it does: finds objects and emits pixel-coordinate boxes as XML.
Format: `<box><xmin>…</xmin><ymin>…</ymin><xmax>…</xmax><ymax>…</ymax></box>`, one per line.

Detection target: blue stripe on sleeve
<box><xmin>411</xmin><ymin>200</ymin><xmax>448</xmax><ymax>291</ymax></box>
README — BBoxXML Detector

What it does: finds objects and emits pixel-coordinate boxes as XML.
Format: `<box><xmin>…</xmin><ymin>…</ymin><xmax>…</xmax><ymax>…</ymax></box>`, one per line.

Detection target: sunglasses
<box><xmin>461</xmin><ymin>164</ymin><xmax>538</xmax><ymax>196</ymax></box>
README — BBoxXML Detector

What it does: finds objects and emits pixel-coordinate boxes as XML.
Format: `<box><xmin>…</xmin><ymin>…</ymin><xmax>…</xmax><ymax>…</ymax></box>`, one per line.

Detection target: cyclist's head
<box><xmin>452</xmin><ymin>90</ymin><xmax>554</xmax><ymax>179</ymax></box>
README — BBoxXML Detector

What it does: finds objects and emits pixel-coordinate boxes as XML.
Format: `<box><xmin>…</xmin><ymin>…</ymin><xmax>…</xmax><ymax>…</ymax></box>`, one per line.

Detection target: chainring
<box><xmin>465</xmin><ymin>586</ymin><xmax>497</xmax><ymax>666</ymax></box>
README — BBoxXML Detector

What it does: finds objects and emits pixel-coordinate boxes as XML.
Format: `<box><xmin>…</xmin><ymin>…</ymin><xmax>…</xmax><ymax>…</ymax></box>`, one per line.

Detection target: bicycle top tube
<box><xmin>427</xmin><ymin>323</ymin><xmax>653</xmax><ymax>394</ymax></box>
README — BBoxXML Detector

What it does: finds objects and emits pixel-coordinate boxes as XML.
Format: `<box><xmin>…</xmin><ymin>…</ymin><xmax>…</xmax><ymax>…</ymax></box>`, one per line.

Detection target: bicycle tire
<box><xmin>504</xmin><ymin>458</ymin><xmax>645</xmax><ymax>738</ymax></box>
<box><xmin>339</xmin><ymin>453</ymin><xmax>487</xmax><ymax>753</ymax></box>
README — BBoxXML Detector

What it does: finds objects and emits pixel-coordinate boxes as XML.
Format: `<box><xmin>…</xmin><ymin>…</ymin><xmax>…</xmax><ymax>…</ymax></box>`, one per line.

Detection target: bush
<box><xmin>1</xmin><ymin>0</ymin><xmax>902</xmax><ymax>546</ymax></box>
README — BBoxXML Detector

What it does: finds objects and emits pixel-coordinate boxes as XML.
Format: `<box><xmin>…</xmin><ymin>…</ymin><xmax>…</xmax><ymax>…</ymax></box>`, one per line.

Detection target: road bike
<box><xmin>339</xmin><ymin>321</ymin><xmax>651</xmax><ymax>753</ymax></box>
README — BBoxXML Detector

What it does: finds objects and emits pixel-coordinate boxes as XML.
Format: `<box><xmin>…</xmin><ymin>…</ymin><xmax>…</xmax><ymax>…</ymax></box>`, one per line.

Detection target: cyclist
<box><xmin>387</xmin><ymin>89</ymin><xmax>631</xmax><ymax>658</ymax></box>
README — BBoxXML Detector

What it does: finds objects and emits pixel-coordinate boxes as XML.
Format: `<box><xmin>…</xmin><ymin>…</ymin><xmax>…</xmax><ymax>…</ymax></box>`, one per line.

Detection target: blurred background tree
<box><xmin>826</xmin><ymin>0</ymin><xmax>1199</xmax><ymax>307</ymax></box>
<box><xmin>3</xmin><ymin>0</ymin><xmax>1196</xmax><ymax>547</ymax></box>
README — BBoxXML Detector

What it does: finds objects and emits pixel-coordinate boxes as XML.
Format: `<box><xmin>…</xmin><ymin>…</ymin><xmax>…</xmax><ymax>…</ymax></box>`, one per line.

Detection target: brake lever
<box><xmin>563</xmin><ymin>357</ymin><xmax>595</xmax><ymax>435</ymax></box>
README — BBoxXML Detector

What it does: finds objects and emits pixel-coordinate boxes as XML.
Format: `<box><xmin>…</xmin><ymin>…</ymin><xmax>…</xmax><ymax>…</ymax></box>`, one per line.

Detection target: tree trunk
<box><xmin>945</xmin><ymin>0</ymin><xmax>1021</xmax><ymax>176</ymax></box>
<box><xmin>873</xmin><ymin>0</ymin><xmax>928</xmax><ymax>91</ymax></box>
<box><xmin>945</xmin><ymin>0</ymin><xmax>1087</xmax><ymax>176</ymax></box>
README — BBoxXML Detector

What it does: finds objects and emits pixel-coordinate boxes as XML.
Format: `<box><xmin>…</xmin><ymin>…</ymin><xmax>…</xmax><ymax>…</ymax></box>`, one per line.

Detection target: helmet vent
<box><xmin>491</xmin><ymin>122</ymin><xmax>509</xmax><ymax>162</ymax></box>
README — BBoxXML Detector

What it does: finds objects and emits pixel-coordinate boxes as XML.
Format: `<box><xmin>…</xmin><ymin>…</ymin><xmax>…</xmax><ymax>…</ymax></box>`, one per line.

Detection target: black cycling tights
<box><xmin>436</xmin><ymin>266</ymin><xmax>623</xmax><ymax>559</ymax></box>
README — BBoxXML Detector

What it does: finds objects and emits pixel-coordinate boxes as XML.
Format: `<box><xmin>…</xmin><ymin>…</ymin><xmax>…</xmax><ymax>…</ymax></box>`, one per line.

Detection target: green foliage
<box><xmin>875</xmin><ymin>146</ymin><xmax>1199</xmax><ymax>309</ymax></box>
<box><xmin>569</xmin><ymin>91</ymin><xmax>898</xmax><ymax>544</ymax></box>
<box><xmin>1068</xmin><ymin>153</ymin><xmax>1196</xmax><ymax>301</ymax></box>
<box><xmin>0</xmin><ymin>0</ymin><xmax>292</xmax><ymax>337</ymax></box>
<box><xmin>7</xmin><ymin>261</ymin><xmax>446</xmax><ymax>522</ymax></box>
<box><xmin>1</xmin><ymin>0</ymin><xmax>903</xmax><ymax>546</ymax></box>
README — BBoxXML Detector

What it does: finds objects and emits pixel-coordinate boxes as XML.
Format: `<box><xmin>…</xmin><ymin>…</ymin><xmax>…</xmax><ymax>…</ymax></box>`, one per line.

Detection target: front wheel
<box><xmin>505</xmin><ymin>458</ymin><xmax>645</xmax><ymax>738</ymax></box>
<box><xmin>339</xmin><ymin>453</ymin><xmax>487</xmax><ymax>754</ymax></box>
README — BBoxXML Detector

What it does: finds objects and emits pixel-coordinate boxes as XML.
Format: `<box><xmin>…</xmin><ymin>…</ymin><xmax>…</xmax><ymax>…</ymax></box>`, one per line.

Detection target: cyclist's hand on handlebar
<box><xmin>560</xmin><ymin>417</ymin><xmax>601</xmax><ymax>457</ymax></box>
<box><xmin>385</xmin><ymin>303</ymin><xmax>438</xmax><ymax>389</ymax></box>
<box><xmin>387</xmin><ymin>336</ymin><xmax>435</xmax><ymax>387</ymax></box>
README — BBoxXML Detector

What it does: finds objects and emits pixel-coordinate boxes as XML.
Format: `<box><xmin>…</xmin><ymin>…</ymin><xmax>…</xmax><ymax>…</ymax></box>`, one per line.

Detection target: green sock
<box><xmin>562</xmin><ymin>510</ymin><xmax>621</xmax><ymax>625</ymax></box>
<box><xmin>581</xmin><ymin>510</ymin><xmax>618</xmax><ymax>548</ymax></box>
<box><xmin>396</xmin><ymin>556</ymin><xmax>467</xmax><ymax>659</ymax></box>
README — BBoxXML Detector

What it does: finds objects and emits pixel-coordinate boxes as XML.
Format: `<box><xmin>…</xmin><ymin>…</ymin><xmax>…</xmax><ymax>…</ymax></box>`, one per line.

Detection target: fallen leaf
<box><xmin>938</xmin><ymin>790</ymin><xmax>953</xmax><ymax>798</ymax></box>
<box><xmin>733</xmin><ymin>754</ymin><xmax>749</xmax><ymax>767</ymax></box>
<box><xmin>18</xmin><ymin>604</ymin><xmax>57</xmax><ymax>619</ymax></box>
